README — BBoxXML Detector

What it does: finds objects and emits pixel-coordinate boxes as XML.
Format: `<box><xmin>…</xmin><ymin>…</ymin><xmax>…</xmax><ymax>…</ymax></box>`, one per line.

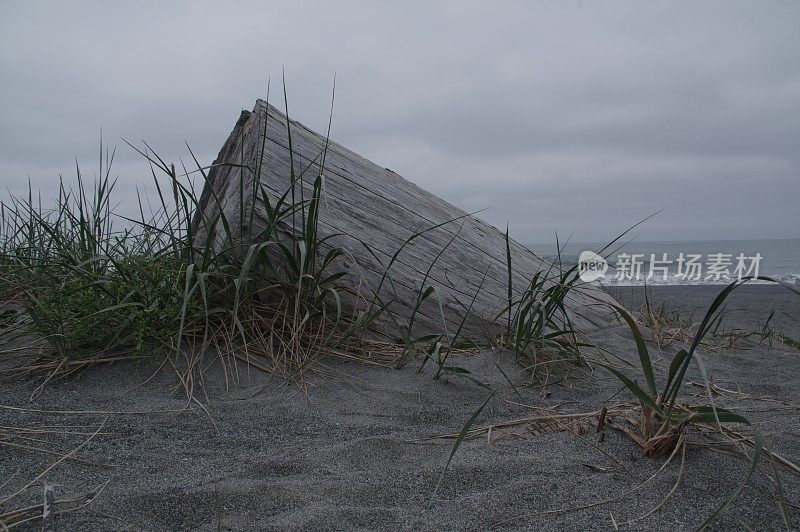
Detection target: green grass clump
<box><xmin>0</xmin><ymin>164</ymin><xmax>193</xmax><ymax>368</ymax></box>
<box><xmin>501</xmin><ymin>230</ymin><xmax>584</xmax><ymax>374</ymax></box>
<box><xmin>494</xmin><ymin>220</ymin><xmax>655</xmax><ymax>381</ymax></box>
<box><xmin>22</xmin><ymin>254</ymin><xmax>188</xmax><ymax>356</ymax></box>
<box><xmin>0</xmin><ymin>84</ymin><xmax>356</xmax><ymax>383</ymax></box>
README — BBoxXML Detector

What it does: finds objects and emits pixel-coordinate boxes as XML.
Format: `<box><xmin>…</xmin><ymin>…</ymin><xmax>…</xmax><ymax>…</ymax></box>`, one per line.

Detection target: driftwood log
<box><xmin>193</xmin><ymin>100</ymin><xmax>615</xmax><ymax>341</ymax></box>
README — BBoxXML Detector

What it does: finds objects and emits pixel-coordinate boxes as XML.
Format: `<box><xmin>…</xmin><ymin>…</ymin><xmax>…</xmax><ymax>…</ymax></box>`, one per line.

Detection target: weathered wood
<box><xmin>193</xmin><ymin>100</ymin><xmax>616</xmax><ymax>341</ymax></box>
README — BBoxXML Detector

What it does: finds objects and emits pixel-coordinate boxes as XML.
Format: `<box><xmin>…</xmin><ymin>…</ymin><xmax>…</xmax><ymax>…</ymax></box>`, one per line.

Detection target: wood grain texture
<box><xmin>193</xmin><ymin>100</ymin><xmax>617</xmax><ymax>341</ymax></box>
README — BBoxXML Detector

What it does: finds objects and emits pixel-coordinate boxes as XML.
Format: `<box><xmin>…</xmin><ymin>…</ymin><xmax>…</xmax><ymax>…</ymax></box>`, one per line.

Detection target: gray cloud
<box><xmin>1</xmin><ymin>0</ymin><xmax>798</xmax><ymax>243</ymax></box>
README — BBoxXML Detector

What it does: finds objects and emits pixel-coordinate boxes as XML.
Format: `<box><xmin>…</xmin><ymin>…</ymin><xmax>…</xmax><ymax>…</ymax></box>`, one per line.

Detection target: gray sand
<box><xmin>1</xmin><ymin>285</ymin><xmax>799</xmax><ymax>530</ymax></box>
<box><xmin>608</xmin><ymin>284</ymin><xmax>800</xmax><ymax>339</ymax></box>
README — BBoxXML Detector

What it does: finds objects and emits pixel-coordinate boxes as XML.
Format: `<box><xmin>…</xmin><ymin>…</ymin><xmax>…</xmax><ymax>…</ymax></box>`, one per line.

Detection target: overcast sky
<box><xmin>1</xmin><ymin>1</ymin><xmax>798</xmax><ymax>244</ymax></box>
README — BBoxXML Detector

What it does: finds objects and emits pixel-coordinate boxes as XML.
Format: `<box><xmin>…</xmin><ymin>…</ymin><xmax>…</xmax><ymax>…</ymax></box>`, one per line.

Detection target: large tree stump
<box><xmin>193</xmin><ymin>100</ymin><xmax>615</xmax><ymax>341</ymax></box>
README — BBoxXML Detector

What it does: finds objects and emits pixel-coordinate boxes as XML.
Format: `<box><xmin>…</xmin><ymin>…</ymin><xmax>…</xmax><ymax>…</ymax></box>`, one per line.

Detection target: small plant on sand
<box><xmin>496</xmin><ymin>220</ymin><xmax>656</xmax><ymax>382</ymax></box>
<box><xmin>497</xmin><ymin>231</ymin><xmax>585</xmax><ymax>381</ymax></box>
<box><xmin>598</xmin><ymin>276</ymin><xmax>800</xmax><ymax>527</ymax></box>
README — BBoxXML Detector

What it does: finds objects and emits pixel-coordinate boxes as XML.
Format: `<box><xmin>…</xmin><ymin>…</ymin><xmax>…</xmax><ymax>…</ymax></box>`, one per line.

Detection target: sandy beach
<box><xmin>608</xmin><ymin>284</ymin><xmax>800</xmax><ymax>339</ymax></box>
<box><xmin>1</xmin><ymin>284</ymin><xmax>798</xmax><ymax>530</ymax></box>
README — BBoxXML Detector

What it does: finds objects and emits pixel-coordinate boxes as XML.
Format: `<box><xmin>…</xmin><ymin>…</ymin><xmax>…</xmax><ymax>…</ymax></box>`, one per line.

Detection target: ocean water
<box><xmin>526</xmin><ymin>238</ymin><xmax>800</xmax><ymax>286</ymax></box>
